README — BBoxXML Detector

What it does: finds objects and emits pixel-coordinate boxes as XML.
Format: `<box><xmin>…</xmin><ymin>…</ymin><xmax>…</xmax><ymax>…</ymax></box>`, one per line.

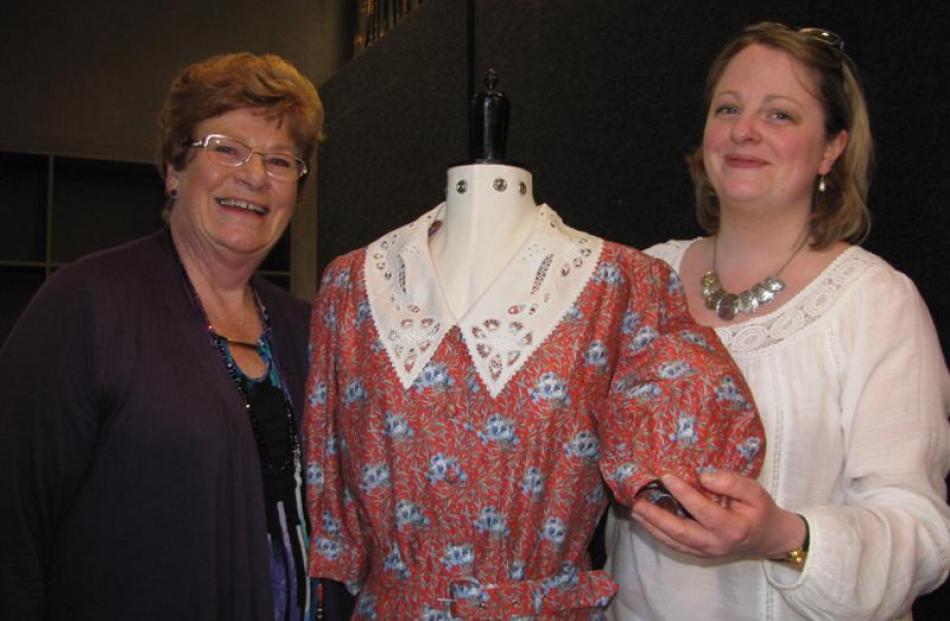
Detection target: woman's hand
<box><xmin>631</xmin><ymin>471</ymin><xmax>807</xmax><ymax>560</ymax></box>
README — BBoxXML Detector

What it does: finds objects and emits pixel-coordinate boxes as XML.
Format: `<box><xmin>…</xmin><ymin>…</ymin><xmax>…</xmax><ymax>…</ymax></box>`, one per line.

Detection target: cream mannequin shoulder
<box><xmin>430</xmin><ymin>163</ymin><xmax>538</xmax><ymax>319</ymax></box>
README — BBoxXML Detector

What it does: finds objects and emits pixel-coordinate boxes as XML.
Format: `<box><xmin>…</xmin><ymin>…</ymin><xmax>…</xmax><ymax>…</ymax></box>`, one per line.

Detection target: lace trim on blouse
<box><xmin>648</xmin><ymin>240</ymin><xmax>882</xmax><ymax>353</ymax></box>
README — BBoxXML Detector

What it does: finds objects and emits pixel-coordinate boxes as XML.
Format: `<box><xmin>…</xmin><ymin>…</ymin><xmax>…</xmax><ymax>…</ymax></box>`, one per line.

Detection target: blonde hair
<box><xmin>689</xmin><ymin>22</ymin><xmax>873</xmax><ymax>248</ymax></box>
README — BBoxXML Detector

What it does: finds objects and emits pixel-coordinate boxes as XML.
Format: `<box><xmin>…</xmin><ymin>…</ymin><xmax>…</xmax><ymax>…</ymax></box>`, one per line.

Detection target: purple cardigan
<box><xmin>0</xmin><ymin>230</ymin><xmax>316</xmax><ymax>620</ymax></box>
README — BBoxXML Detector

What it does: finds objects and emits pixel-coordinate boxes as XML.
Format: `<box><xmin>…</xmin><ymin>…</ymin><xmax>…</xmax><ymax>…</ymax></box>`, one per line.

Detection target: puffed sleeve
<box><xmin>0</xmin><ymin>270</ymin><xmax>101</xmax><ymax>620</ymax></box>
<box><xmin>304</xmin><ymin>255</ymin><xmax>368</xmax><ymax>594</ymax></box>
<box><xmin>597</xmin><ymin>254</ymin><xmax>765</xmax><ymax>504</ymax></box>
<box><xmin>767</xmin><ymin>266</ymin><xmax>950</xmax><ymax>620</ymax></box>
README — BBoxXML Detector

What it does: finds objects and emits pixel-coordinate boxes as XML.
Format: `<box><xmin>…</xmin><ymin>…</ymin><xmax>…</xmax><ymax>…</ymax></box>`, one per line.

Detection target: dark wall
<box><xmin>318</xmin><ymin>0</ymin><xmax>949</xmax><ymax>355</ymax></box>
<box><xmin>316</xmin><ymin>1</ymin><xmax>950</xmax><ymax>616</ymax></box>
<box><xmin>1</xmin><ymin>0</ymin><xmax>348</xmax><ymax>162</ymax></box>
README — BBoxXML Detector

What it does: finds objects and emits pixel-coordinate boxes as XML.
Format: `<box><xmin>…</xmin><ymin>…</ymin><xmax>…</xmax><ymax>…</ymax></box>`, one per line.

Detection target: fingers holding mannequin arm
<box><xmin>631</xmin><ymin>472</ymin><xmax>807</xmax><ymax>560</ymax></box>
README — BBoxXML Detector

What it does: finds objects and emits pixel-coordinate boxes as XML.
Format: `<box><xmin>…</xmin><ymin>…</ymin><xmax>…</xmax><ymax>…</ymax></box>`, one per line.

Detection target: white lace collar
<box><xmin>364</xmin><ymin>204</ymin><xmax>604</xmax><ymax>397</ymax></box>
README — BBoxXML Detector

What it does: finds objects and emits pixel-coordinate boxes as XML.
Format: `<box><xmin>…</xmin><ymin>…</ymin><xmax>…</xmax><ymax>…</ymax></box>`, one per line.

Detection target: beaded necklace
<box><xmin>175</xmin><ymin>253</ymin><xmax>300</xmax><ymax>472</ymax></box>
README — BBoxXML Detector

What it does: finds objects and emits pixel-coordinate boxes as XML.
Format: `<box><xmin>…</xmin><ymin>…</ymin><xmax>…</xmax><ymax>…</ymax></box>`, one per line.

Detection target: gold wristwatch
<box><xmin>774</xmin><ymin>514</ymin><xmax>810</xmax><ymax>570</ymax></box>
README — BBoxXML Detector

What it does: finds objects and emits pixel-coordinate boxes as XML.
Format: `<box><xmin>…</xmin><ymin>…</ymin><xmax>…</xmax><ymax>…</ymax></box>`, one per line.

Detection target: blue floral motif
<box><xmin>541</xmin><ymin>561</ymin><xmax>580</xmax><ymax>591</ymax></box>
<box><xmin>356</xmin><ymin>592</ymin><xmax>377</xmax><ymax>619</ymax></box>
<box><xmin>584</xmin><ymin>340</ymin><xmax>609</xmax><ymax>369</ymax></box>
<box><xmin>509</xmin><ymin>560</ymin><xmax>526</xmax><ymax>581</ymax></box>
<box><xmin>626</xmin><ymin>382</ymin><xmax>662</xmax><ymax>402</ymax></box>
<box><xmin>474</xmin><ymin>506</ymin><xmax>510</xmax><ymax>538</ymax></box>
<box><xmin>426</xmin><ymin>453</ymin><xmax>467</xmax><ymax>484</ymax></box>
<box><xmin>657</xmin><ymin>360</ymin><xmax>692</xmax><ymax>379</ymax></box>
<box><xmin>670</xmin><ymin>412</ymin><xmax>699</xmax><ymax>445</ymax></box>
<box><xmin>326</xmin><ymin>433</ymin><xmax>344</xmax><ymax>456</ymax></box>
<box><xmin>315</xmin><ymin>536</ymin><xmax>343</xmax><ymax>560</ymax></box>
<box><xmin>395</xmin><ymin>499</ymin><xmax>430</xmax><ymax>530</ymax></box>
<box><xmin>681</xmin><ymin>330</ymin><xmax>712</xmax><ymax>350</ymax></box>
<box><xmin>478</xmin><ymin>413</ymin><xmax>518</xmax><ymax>446</ymax></box>
<box><xmin>413</xmin><ymin>362</ymin><xmax>454</xmax><ymax>391</ymax></box>
<box><xmin>737</xmin><ymin>436</ymin><xmax>762</xmax><ymax>462</ymax></box>
<box><xmin>564</xmin><ymin>430</ymin><xmax>600</xmax><ymax>461</ymax></box>
<box><xmin>609</xmin><ymin>462</ymin><xmax>639</xmax><ymax>482</ymax></box>
<box><xmin>354</xmin><ymin>299</ymin><xmax>372</xmax><ymax>327</ymax></box>
<box><xmin>323</xmin><ymin>305</ymin><xmax>337</xmax><ymax>330</ymax></box>
<box><xmin>383</xmin><ymin>545</ymin><xmax>410</xmax><ymax>579</ymax></box>
<box><xmin>715</xmin><ymin>376</ymin><xmax>752</xmax><ymax>410</ymax></box>
<box><xmin>667</xmin><ymin>270</ymin><xmax>684</xmax><ymax>295</ymax></box>
<box><xmin>620</xmin><ymin>310</ymin><xmax>641</xmax><ymax>334</ymax></box>
<box><xmin>342</xmin><ymin>487</ymin><xmax>354</xmax><ymax>504</ymax></box>
<box><xmin>450</xmin><ymin>580</ymin><xmax>487</xmax><ymax>605</ymax></box>
<box><xmin>541</xmin><ymin>516</ymin><xmax>566</xmax><ymax>546</ymax></box>
<box><xmin>565</xmin><ymin>303</ymin><xmax>584</xmax><ymax>321</ymax></box>
<box><xmin>370</xmin><ymin>338</ymin><xmax>385</xmax><ymax>354</ymax></box>
<box><xmin>441</xmin><ymin>543</ymin><xmax>475</xmax><ymax>569</ymax></box>
<box><xmin>306</xmin><ymin>462</ymin><xmax>324</xmax><ymax>488</ymax></box>
<box><xmin>529</xmin><ymin>372</ymin><xmax>570</xmax><ymax>405</ymax></box>
<box><xmin>384</xmin><ymin>411</ymin><xmax>414</xmax><ymax>440</ymax></box>
<box><xmin>308</xmin><ymin>382</ymin><xmax>328</xmax><ymax>408</ymax></box>
<box><xmin>466</xmin><ymin>373</ymin><xmax>482</xmax><ymax>394</ymax></box>
<box><xmin>520</xmin><ymin>466</ymin><xmax>545</xmax><ymax>499</ymax></box>
<box><xmin>629</xmin><ymin>326</ymin><xmax>659</xmax><ymax>353</ymax></box>
<box><xmin>420</xmin><ymin>606</ymin><xmax>453</xmax><ymax>621</ymax></box>
<box><xmin>586</xmin><ymin>485</ymin><xmax>606</xmax><ymax>505</ymax></box>
<box><xmin>594</xmin><ymin>262</ymin><xmax>623</xmax><ymax>285</ymax></box>
<box><xmin>322</xmin><ymin>510</ymin><xmax>340</xmax><ymax>535</ymax></box>
<box><xmin>334</xmin><ymin>268</ymin><xmax>351</xmax><ymax>287</ymax></box>
<box><xmin>361</xmin><ymin>463</ymin><xmax>391</xmax><ymax>492</ymax></box>
<box><xmin>342</xmin><ymin>378</ymin><xmax>368</xmax><ymax>405</ymax></box>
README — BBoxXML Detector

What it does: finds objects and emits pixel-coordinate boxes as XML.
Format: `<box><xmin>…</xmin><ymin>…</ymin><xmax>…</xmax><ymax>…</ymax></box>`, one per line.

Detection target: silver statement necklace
<box><xmin>701</xmin><ymin>232</ymin><xmax>810</xmax><ymax>321</ymax></box>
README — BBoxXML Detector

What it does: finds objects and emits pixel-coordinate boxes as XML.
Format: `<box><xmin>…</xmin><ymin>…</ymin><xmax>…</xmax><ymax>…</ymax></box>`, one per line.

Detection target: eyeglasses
<box><xmin>799</xmin><ymin>27</ymin><xmax>845</xmax><ymax>54</ymax></box>
<box><xmin>186</xmin><ymin>134</ymin><xmax>308</xmax><ymax>181</ymax></box>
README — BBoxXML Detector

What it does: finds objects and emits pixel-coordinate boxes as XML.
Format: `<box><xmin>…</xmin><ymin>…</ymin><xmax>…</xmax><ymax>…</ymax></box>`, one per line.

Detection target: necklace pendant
<box><xmin>737</xmin><ymin>290</ymin><xmax>760</xmax><ymax>314</ymax></box>
<box><xmin>762</xmin><ymin>276</ymin><xmax>786</xmax><ymax>294</ymax></box>
<box><xmin>715</xmin><ymin>293</ymin><xmax>739</xmax><ymax>321</ymax></box>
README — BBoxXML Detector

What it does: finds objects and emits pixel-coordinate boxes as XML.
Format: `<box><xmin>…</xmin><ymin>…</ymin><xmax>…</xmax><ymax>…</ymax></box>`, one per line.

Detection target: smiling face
<box><xmin>702</xmin><ymin>44</ymin><xmax>846</xmax><ymax>220</ymax></box>
<box><xmin>166</xmin><ymin>107</ymin><xmax>299</xmax><ymax>268</ymax></box>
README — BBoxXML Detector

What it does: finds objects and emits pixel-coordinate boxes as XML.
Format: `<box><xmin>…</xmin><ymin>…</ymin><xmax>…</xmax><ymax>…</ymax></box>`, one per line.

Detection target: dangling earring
<box><xmin>817</xmin><ymin>176</ymin><xmax>826</xmax><ymax>193</ymax></box>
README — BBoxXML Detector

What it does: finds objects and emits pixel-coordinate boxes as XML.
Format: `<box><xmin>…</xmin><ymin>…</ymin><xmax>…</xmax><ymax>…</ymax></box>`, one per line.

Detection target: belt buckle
<box><xmin>437</xmin><ymin>576</ymin><xmax>494</xmax><ymax>617</ymax></box>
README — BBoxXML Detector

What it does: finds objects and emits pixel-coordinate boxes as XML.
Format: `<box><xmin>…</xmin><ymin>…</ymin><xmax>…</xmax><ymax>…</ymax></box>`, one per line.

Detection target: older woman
<box><xmin>0</xmin><ymin>53</ymin><xmax>347</xmax><ymax>620</ymax></box>
<box><xmin>607</xmin><ymin>23</ymin><xmax>950</xmax><ymax>621</ymax></box>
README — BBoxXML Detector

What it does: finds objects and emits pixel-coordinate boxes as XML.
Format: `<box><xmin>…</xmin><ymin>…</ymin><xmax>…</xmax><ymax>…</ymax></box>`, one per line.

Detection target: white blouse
<box><xmin>606</xmin><ymin>240</ymin><xmax>950</xmax><ymax>621</ymax></box>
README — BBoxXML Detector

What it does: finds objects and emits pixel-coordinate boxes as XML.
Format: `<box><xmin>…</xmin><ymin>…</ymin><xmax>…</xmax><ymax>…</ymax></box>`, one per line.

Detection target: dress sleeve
<box><xmin>0</xmin><ymin>271</ymin><xmax>101</xmax><ymax>620</ymax></box>
<box><xmin>767</xmin><ymin>267</ymin><xmax>950</xmax><ymax>620</ymax></box>
<box><xmin>597</xmin><ymin>256</ymin><xmax>765</xmax><ymax>505</ymax></box>
<box><xmin>303</xmin><ymin>257</ymin><xmax>367</xmax><ymax>594</ymax></box>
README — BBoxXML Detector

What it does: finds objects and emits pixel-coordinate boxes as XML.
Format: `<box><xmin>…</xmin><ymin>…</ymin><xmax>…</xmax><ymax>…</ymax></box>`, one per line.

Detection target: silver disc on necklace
<box><xmin>737</xmin><ymin>290</ymin><xmax>760</xmax><ymax>314</ymax></box>
<box><xmin>763</xmin><ymin>276</ymin><xmax>786</xmax><ymax>293</ymax></box>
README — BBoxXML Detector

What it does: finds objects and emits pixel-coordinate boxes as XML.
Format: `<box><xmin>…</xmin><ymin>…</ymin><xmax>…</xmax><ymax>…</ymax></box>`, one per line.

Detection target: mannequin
<box><xmin>430</xmin><ymin>70</ymin><xmax>538</xmax><ymax>319</ymax></box>
<box><xmin>302</xmin><ymin>68</ymin><xmax>765</xmax><ymax>619</ymax></box>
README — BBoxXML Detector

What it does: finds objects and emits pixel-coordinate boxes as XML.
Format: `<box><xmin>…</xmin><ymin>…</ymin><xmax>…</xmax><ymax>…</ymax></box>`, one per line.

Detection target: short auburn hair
<box><xmin>688</xmin><ymin>22</ymin><xmax>874</xmax><ymax>248</ymax></box>
<box><xmin>157</xmin><ymin>52</ymin><xmax>324</xmax><ymax>192</ymax></box>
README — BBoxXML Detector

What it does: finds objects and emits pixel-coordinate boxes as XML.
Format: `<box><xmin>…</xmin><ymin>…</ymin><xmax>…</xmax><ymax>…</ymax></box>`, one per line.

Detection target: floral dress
<box><xmin>303</xmin><ymin>205</ymin><xmax>764</xmax><ymax>620</ymax></box>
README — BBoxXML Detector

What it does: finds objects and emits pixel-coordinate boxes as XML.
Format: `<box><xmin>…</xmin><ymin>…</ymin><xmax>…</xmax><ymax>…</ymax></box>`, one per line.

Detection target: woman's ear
<box><xmin>819</xmin><ymin>130</ymin><xmax>848</xmax><ymax>175</ymax></box>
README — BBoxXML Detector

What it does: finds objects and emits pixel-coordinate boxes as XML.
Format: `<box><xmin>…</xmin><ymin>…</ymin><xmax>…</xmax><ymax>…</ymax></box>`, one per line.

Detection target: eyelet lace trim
<box><xmin>649</xmin><ymin>240</ymin><xmax>880</xmax><ymax>353</ymax></box>
<box><xmin>365</xmin><ymin>204</ymin><xmax>604</xmax><ymax>397</ymax></box>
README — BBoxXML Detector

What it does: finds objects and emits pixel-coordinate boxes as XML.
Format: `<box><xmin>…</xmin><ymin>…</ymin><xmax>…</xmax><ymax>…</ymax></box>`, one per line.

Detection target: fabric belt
<box><xmin>438</xmin><ymin>569</ymin><xmax>617</xmax><ymax>619</ymax></box>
